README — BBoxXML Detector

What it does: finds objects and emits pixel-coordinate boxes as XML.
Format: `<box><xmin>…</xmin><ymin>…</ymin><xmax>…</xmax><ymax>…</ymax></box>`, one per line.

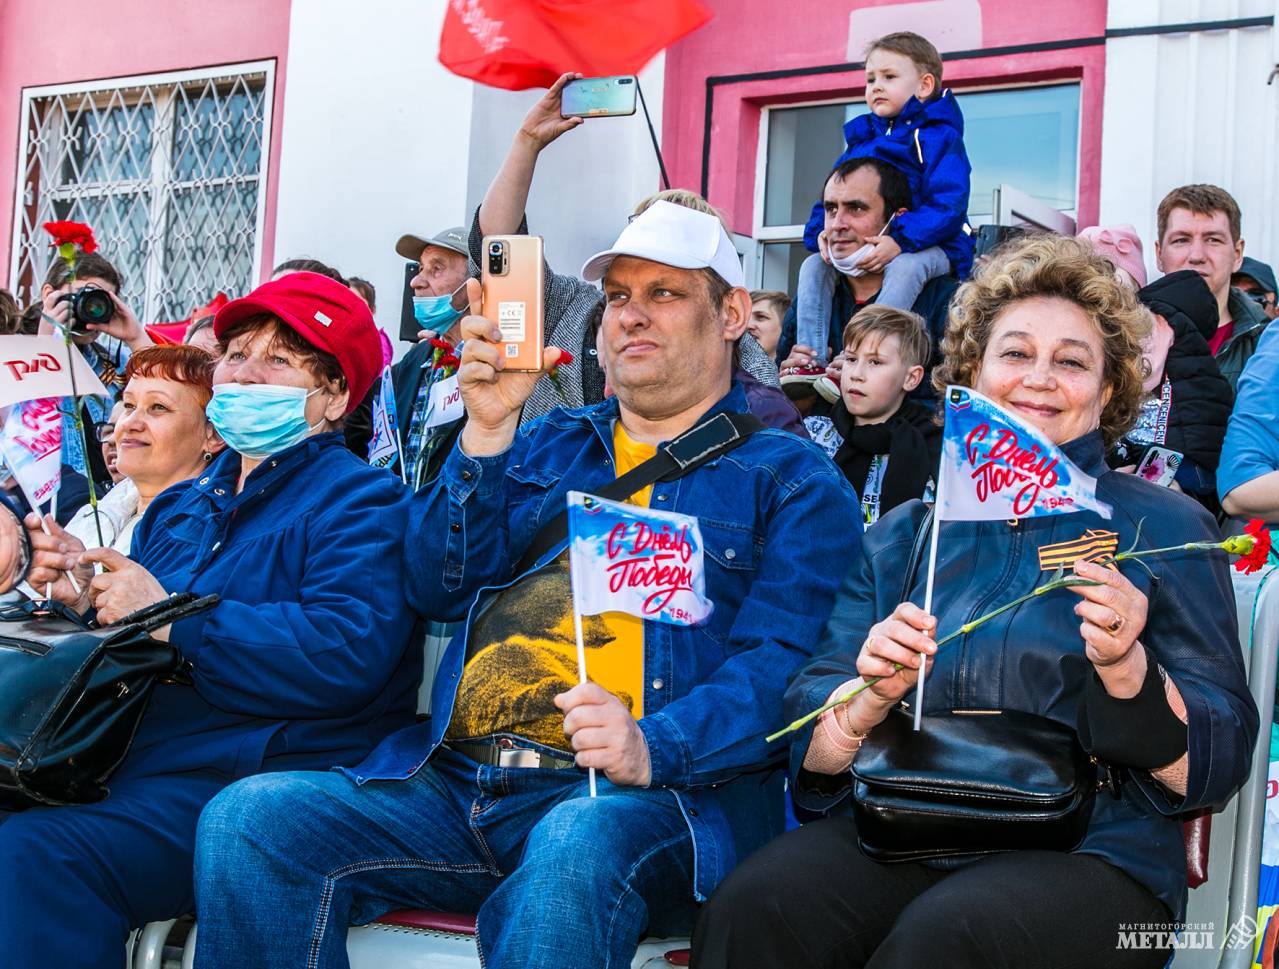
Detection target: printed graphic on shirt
<box><xmin>445</xmin><ymin>555</ymin><xmax>643</xmax><ymax>751</ymax></box>
<box><xmin>1128</xmin><ymin>379</ymin><xmax>1173</xmax><ymax>447</ymax></box>
<box><xmin>445</xmin><ymin>423</ymin><xmax>654</xmax><ymax>752</ymax></box>
<box><xmin>1037</xmin><ymin>528</ymin><xmax>1119</xmax><ymax>571</ymax></box>
<box><xmin>862</xmin><ymin>454</ymin><xmax>887</xmax><ymax>526</ymax></box>
<box><xmin>804</xmin><ymin>416</ymin><xmax>842</xmax><ymax>459</ymax></box>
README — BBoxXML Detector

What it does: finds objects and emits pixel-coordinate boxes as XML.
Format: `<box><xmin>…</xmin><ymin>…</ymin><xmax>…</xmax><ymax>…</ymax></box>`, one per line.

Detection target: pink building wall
<box><xmin>661</xmin><ymin>0</ymin><xmax>1109</xmax><ymax>235</ymax></box>
<box><xmin>0</xmin><ymin>0</ymin><xmax>293</xmax><ymax>287</ymax></box>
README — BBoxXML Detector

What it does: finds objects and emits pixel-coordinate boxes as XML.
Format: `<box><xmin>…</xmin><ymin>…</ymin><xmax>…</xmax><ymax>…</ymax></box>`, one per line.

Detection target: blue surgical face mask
<box><xmin>412</xmin><ymin>282</ymin><xmax>467</xmax><ymax>333</ymax></box>
<box><xmin>206</xmin><ymin>383</ymin><xmax>324</xmax><ymax>459</ymax></box>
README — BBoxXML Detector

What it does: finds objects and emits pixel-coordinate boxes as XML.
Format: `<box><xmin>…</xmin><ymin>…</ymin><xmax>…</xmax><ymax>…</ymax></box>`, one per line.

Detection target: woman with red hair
<box><xmin>62</xmin><ymin>345</ymin><xmax>223</xmax><ymax>554</ymax></box>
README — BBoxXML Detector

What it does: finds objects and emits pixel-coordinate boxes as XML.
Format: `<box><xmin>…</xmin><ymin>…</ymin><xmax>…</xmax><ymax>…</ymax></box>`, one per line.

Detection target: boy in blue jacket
<box><xmin>794</xmin><ymin>31</ymin><xmax>973</xmax><ymax>369</ymax></box>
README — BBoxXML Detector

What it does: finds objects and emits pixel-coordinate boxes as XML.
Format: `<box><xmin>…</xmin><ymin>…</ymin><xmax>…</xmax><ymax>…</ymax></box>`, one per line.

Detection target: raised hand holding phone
<box><xmin>457</xmin><ymin>279</ymin><xmax>566</xmax><ymax>458</ymax></box>
<box><xmin>519</xmin><ymin>72</ymin><xmax>584</xmax><ymax>150</ymax></box>
<box><xmin>480</xmin><ymin>235</ymin><xmax>545</xmax><ymax>372</ymax></box>
<box><xmin>561</xmin><ymin>75</ymin><xmax>639</xmax><ymax>118</ymax></box>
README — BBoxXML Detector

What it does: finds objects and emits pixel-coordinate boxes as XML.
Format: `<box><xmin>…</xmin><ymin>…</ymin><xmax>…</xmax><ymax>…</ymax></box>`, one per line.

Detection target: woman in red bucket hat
<box><xmin>9</xmin><ymin>271</ymin><xmax>421</xmax><ymax>968</ymax></box>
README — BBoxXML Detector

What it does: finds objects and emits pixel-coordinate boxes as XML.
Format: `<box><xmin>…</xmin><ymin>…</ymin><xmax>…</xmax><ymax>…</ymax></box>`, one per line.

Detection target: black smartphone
<box><xmin>398</xmin><ymin>261</ymin><xmax>419</xmax><ymax>343</ymax></box>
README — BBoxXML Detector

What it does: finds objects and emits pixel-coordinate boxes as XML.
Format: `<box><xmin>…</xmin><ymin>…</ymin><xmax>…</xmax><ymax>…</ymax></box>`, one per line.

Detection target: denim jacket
<box><xmin>787</xmin><ymin>432</ymin><xmax>1257</xmax><ymax>919</ymax></box>
<box><xmin>348</xmin><ymin>383</ymin><xmax>859</xmax><ymax>900</ymax></box>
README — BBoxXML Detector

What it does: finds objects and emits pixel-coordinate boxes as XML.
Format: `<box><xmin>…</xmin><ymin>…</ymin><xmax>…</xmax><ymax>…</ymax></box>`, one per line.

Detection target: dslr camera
<box><xmin>57</xmin><ymin>285</ymin><xmax>115</xmax><ymax>335</ymax></box>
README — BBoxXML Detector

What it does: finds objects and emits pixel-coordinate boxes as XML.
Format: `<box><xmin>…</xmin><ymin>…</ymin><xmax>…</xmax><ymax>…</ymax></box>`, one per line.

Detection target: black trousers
<box><xmin>692</xmin><ymin>815</ymin><xmax>1173</xmax><ymax>969</ymax></box>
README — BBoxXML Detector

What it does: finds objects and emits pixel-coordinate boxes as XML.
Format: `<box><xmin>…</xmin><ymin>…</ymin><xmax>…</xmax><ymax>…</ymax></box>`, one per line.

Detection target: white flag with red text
<box><xmin>0</xmin><ymin>398</ymin><xmax>63</xmax><ymax>507</ymax></box>
<box><xmin>937</xmin><ymin>386</ymin><xmax>1112</xmax><ymax>521</ymax></box>
<box><xmin>567</xmin><ymin>491</ymin><xmax>713</xmax><ymax>626</ymax></box>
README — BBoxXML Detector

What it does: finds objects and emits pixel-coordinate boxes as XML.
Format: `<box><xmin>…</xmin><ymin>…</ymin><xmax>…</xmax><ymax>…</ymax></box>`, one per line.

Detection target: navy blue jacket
<box><xmin>118</xmin><ymin>432</ymin><xmax>421</xmax><ymax>782</ymax></box>
<box><xmin>349</xmin><ymin>383</ymin><xmax>858</xmax><ymax>902</ymax></box>
<box><xmin>788</xmin><ymin>432</ymin><xmax>1257</xmax><ymax>920</ymax></box>
<box><xmin>803</xmin><ymin>91</ymin><xmax>974</xmax><ymax>279</ymax></box>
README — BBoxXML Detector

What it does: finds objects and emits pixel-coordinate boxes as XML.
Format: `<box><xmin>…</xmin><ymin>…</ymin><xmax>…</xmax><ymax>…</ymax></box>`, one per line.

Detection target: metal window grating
<box><xmin>10</xmin><ymin>64</ymin><xmax>273</xmax><ymax>324</ymax></box>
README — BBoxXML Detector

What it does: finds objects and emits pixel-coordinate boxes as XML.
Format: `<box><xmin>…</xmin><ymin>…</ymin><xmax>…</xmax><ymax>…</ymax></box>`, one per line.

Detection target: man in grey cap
<box><xmin>1233</xmin><ymin>256</ymin><xmax>1278</xmax><ymax>322</ymax></box>
<box><xmin>390</xmin><ymin>226</ymin><xmax>472</xmax><ymax>487</ymax></box>
<box><xmin>396</xmin><ymin>226</ymin><xmax>471</xmax><ymax>333</ymax></box>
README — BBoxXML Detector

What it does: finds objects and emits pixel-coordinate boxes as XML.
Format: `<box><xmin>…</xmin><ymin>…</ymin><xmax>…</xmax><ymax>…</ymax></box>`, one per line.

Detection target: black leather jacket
<box><xmin>788</xmin><ymin>431</ymin><xmax>1258</xmax><ymax>919</ymax></box>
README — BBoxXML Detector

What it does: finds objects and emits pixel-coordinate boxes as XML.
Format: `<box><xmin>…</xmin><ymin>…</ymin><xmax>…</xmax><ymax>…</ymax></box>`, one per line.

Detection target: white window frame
<box><xmin>749</xmin><ymin>78</ymin><xmax>1083</xmax><ymax>288</ymax></box>
<box><xmin>9</xmin><ymin>60</ymin><xmax>275</xmax><ymax>320</ymax></box>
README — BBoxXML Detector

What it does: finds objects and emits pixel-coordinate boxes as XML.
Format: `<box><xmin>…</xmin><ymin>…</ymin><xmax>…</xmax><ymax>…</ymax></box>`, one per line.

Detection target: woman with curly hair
<box><xmin>692</xmin><ymin>234</ymin><xmax>1256</xmax><ymax>969</ymax></box>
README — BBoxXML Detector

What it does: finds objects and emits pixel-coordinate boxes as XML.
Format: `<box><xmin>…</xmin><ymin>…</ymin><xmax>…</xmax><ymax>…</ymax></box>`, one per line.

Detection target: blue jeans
<box><xmin>193</xmin><ymin>747</ymin><xmax>696</xmax><ymax>969</ymax></box>
<box><xmin>795</xmin><ymin>247</ymin><xmax>950</xmax><ymax>364</ymax></box>
<box><xmin>0</xmin><ymin>770</ymin><xmax>230</xmax><ymax>969</ymax></box>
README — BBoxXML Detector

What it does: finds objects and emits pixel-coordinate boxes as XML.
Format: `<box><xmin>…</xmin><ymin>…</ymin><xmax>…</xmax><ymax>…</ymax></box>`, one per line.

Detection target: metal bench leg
<box><xmin>182</xmin><ymin>922</ymin><xmax>197</xmax><ymax>969</ymax></box>
<box><xmin>134</xmin><ymin>919</ymin><xmax>177</xmax><ymax>969</ymax></box>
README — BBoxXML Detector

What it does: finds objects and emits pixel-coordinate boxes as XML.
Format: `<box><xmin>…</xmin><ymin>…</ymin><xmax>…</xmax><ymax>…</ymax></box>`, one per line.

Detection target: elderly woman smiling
<box><xmin>60</xmin><ymin>345</ymin><xmax>222</xmax><ymax>554</ymax></box>
<box><xmin>7</xmin><ymin>272</ymin><xmax>422</xmax><ymax>968</ymax></box>
<box><xmin>693</xmin><ymin>235</ymin><xmax>1257</xmax><ymax>969</ymax></box>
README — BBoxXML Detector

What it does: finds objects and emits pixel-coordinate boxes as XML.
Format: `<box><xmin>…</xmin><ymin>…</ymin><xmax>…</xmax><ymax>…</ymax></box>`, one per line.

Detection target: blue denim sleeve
<box><xmin>402</xmin><ymin>436</ymin><xmax>518</xmax><ymax>622</ymax></box>
<box><xmin>638</xmin><ymin>461</ymin><xmax>860</xmax><ymax>789</ymax></box>
<box><xmin>889</xmin><ymin>128</ymin><xmax>972</xmax><ymax>256</ymax></box>
<box><xmin>1217</xmin><ymin>325</ymin><xmax>1279</xmax><ymax>501</ymax></box>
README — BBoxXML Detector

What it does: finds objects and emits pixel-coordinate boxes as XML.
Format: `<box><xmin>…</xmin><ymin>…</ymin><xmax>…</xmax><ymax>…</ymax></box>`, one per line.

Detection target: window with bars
<box><xmin>9</xmin><ymin>63</ymin><xmax>273</xmax><ymax>323</ymax></box>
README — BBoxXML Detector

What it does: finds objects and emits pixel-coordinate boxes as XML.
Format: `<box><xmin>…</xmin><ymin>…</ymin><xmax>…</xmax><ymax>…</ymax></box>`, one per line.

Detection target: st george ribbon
<box><xmin>910</xmin><ymin>386</ymin><xmax>1112</xmax><ymax>728</ymax></box>
<box><xmin>566</xmin><ymin>490</ymin><xmax>713</xmax><ymax>794</ymax></box>
<box><xmin>937</xmin><ymin>386</ymin><xmax>1112</xmax><ymax>521</ymax></box>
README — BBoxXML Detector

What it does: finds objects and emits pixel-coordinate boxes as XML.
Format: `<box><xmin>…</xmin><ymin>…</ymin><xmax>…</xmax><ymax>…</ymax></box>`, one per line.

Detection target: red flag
<box><xmin>439</xmin><ymin>0</ymin><xmax>712</xmax><ymax>91</ymax></box>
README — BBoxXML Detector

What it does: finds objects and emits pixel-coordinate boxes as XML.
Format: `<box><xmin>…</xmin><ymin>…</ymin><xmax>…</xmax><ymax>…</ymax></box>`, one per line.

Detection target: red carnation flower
<box><xmin>439</xmin><ymin>353</ymin><xmax>462</xmax><ymax>371</ymax></box>
<box><xmin>546</xmin><ymin>348</ymin><xmax>574</xmax><ymax>401</ymax></box>
<box><xmin>1233</xmin><ymin>519</ymin><xmax>1273</xmax><ymax>575</ymax></box>
<box><xmin>428</xmin><ymin>337</ymin><xmax>453</xmax><ymax>351</ymax></box>
<box><xmin>43</xmin><ymin>220</ymin><xmax>98</xmax><ymax>254</ymax></box>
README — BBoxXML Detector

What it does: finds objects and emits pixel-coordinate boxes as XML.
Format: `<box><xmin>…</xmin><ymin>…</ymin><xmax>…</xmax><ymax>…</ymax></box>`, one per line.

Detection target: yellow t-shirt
<box><xmin>445</xmin><ymin>423</ymin><xmax>656</xmax><ymax>751</ymax></box>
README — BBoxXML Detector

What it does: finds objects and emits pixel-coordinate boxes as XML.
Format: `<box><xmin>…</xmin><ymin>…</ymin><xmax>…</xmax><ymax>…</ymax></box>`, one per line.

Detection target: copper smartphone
<box><xmin>480</xmin><ymin>235</ymin><xmax>545</xmax><ymax>372</ymax></box>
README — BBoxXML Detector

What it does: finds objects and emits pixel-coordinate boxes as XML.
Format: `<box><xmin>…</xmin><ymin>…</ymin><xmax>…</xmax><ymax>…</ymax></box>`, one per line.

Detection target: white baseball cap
<box><xmin>580</xmin><ymin>200</ymin><xmax>745</xmax><ymax>289</ymax></box>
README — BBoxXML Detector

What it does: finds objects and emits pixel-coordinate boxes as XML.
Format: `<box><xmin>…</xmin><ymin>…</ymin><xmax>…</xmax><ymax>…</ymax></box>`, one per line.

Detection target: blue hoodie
<box><xmin>803</xmin><ymin>90</ymin><xmax>974</xmax><ymax>279</ymax></box>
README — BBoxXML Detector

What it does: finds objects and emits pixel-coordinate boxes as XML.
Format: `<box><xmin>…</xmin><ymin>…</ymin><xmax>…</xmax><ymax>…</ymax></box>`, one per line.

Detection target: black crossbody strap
<box><xmin>514</xmin><ymin>411</ymin><xmax>764</xmax><ymax>575</ymax></box>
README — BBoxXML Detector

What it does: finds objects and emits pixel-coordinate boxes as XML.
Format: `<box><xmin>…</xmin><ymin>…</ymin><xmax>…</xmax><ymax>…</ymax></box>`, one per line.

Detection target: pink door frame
<box><xmin>0</xmin><ymin>0</ymin><xmax>292</xmax><ymax>291</ymax></box>
<box><xmin>659</xmin><ymin>0</ymin><xmax>1110</xmax><ymax>237</ymax></box>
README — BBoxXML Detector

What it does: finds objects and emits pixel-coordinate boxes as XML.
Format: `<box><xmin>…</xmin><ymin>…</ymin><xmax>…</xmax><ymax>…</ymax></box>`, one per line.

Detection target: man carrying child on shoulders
<box><xmin>783</xmin><ymin>30</ymin><xmax>970</xmax><ymax>398</ymax></box>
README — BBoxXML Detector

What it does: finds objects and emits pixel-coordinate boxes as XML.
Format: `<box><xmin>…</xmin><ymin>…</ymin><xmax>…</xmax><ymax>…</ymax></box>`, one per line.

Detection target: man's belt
<box><xmin>446</xmin><ymin>737</ymin><xmax>579</xmax><ymax>770</ymax></box>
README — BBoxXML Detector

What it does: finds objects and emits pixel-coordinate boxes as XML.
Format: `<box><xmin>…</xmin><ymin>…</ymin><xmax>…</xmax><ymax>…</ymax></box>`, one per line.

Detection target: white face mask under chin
<box><xmin>829</xmin><ymin>212</ymin><xmax>900</xmax><ymax>277</ymax></box>
<box><xmin>831</xmin><ymin>244</ymin><xmax>875</xmax><ymax>277</ymax></box>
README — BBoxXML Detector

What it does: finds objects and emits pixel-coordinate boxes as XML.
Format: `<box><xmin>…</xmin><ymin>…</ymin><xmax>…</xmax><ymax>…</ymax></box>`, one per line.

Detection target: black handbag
<box><xmin>848</xmin><ymin>508</ymin><xmax>1098</xmax><ymax>862</ymax></box>
<box><xmin>0</xmin><ymin>593</ymin><xmax>219</xmax><ymax>810</ymax></box>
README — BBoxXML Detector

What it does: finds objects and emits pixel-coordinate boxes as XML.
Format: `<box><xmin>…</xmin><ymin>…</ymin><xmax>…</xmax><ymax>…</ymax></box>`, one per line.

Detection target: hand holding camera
<box><xmin>39</xmin><ymin>285</ymin><xmax>151</xmax><ymax>349</ymax></box>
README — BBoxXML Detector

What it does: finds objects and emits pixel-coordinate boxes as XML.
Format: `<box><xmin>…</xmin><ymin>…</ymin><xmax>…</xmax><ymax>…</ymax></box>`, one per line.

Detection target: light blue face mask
<box><xmin>412</xmin><ymin>282</ymin><xmax>467</xmax><ymax>333</ymax></box>
<box><xmin>206</xmin><ymin>383</ymin><xmax>324</xmax><ymax>459</ymax></box>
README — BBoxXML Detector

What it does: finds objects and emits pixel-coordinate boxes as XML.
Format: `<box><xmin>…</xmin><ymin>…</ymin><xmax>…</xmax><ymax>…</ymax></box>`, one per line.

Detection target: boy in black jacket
<box><xmin>805</xmin><ymin>305</ymin><xmax>941</xmax><ymax>527</ymax></box>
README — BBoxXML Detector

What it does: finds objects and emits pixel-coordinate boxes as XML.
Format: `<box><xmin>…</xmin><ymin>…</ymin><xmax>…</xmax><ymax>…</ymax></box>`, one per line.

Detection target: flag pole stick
<box><xmin>571</xmin><ymin>599</ymin><xmax>598</xmax><ymax>798</ymax></box>
<box><xmin>914</xmin><ymin>463</ymin><xmax>945</xmax><ymax>731</ymax></box>
<box><xmin>566</xmin><ymin>498</ymin><xmax>598</xmax><ymax>796</ymax></box>
<box><xmin>47</xmin><ymin>490</ymin><xmax>58</xmax><ymax>602</ymax></box>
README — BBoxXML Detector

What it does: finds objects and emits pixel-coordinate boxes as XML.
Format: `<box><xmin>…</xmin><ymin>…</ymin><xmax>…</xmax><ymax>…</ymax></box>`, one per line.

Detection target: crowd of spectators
<box><xmin>0</xmin><ymin>26</ymin><xmax>1272</xmax><ymax>969</ymax></box>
